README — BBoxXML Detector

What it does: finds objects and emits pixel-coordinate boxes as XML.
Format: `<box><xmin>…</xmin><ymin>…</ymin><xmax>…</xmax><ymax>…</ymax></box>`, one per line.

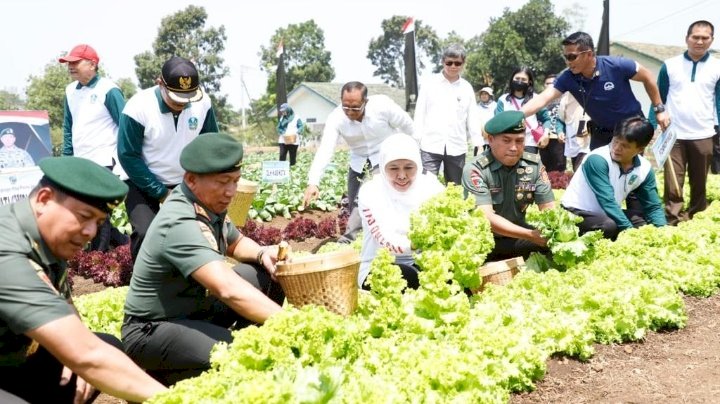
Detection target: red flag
<box><xmin>401</xmin><ymin>17</ymin><xmax>414</xmax><ymax>34</ymax></box>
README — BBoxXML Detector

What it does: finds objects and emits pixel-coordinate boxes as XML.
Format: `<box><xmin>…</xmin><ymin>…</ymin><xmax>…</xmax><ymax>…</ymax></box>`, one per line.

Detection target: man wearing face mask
<box><xmin>414</xmin><ymin>44</ymin><xmax>483</xmax><ymax>185</ymax></box>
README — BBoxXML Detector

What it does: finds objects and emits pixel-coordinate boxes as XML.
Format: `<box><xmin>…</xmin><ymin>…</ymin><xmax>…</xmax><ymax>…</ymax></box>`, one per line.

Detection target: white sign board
<box><xmin>0</xmin><ymin>166</ymin><xmax>43</xmax><ymax>205</ymax></box>
<box><xmin>261</xmin><ymin>161</ymin><xmax>290</xmax><ymax>183</ymax></box>
<box><xmin>651</xmin><ymin>129</ymin><xmax>676</xmax><ymax>169</ymax></box>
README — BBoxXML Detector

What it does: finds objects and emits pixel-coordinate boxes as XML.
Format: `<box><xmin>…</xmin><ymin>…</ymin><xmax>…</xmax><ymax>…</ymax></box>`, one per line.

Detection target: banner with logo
<box><xmin>0</xmin><ymin>166</ymin><xmax>43</xmax><ymax>205</ymax></box>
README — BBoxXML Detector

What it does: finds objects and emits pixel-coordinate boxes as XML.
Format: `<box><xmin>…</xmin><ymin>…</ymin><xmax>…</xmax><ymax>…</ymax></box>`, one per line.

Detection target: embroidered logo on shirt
<box><xmin>603</xmin><ymin>82</ymin><xmax>615</xmax><ymax>91</ymax></box>
<box><xmin>90</xmin><ymin>94</ymin><xmax>98</xmax><ymax>103</ymax></box>
<box><xmin>470</xmin><ymin>168</ymin><xmax>482</xmax><ymax>188</ymax></box>
<box><xmin>628</xmin><ymin>174</ymin><xmax>638</xmax><ymax>186</ymax></box>
<box><xmin>188</xmin><ymin>117</ymin><xmax>199</xmax><ymax>130</ymax></box>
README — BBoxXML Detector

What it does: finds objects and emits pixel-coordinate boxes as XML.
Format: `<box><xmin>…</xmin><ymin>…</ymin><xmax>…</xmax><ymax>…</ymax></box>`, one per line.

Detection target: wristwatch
<box><xmin>653</xmin><ymin>103</ymin><xmax>666</xmax><ymax>113</ymax></box>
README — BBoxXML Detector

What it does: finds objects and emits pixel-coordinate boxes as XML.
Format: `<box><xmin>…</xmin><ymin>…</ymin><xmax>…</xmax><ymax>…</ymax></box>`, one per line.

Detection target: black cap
<box><xmin>161</xmin><ymin>56</ymin><xmax>203</xmax><ymax>104</ymax></box>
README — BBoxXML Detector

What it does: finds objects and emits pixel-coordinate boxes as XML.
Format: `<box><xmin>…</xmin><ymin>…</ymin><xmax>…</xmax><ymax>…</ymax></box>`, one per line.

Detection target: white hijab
<box><xmin>378</xmin><ymin>133</ymin><xmax>428</xmax><ymax>212</ymax></box>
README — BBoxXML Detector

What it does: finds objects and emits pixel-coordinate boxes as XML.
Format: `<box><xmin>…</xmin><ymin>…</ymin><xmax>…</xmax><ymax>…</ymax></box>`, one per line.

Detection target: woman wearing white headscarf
<box><xmin>357</xmin><ymin>133</ymin><xmax>444</xmax><ymax>289</ymax></box>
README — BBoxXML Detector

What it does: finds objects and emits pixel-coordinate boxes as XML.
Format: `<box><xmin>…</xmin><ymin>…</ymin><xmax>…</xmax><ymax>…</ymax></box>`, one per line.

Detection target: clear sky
<box><xmin>2</xmin><ymin>0</ymin><xmax>718</xmax><ymax>107</ymax></box>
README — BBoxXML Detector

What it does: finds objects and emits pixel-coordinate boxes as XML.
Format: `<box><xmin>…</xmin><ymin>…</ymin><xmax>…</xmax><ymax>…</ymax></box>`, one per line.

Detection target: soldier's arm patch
<box><xmin>539</xmin><ymin>165</ymin><xmax>550</xmax><ymax>184</ymax></box>
<box><xmin>470</xmin><ymin>168</ymin><xmax>483</xmax><ymax>189</ymax></box>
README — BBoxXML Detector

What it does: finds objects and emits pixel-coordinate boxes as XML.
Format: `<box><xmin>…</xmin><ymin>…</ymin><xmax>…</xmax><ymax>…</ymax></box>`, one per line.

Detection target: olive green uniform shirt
<box><xmin>124</xmin><ymin>183</ymin><xmax>241</xmax><ymax>320</ymax></box>
<box><xmin>462</xmin><ymin>150</ymin><xmax>555</xmax><ymax>227</ymax></box>
<box><xmin>0</xmin><ymin>201</ymin><xmax>74</xmax><ymax>366</ymax></box>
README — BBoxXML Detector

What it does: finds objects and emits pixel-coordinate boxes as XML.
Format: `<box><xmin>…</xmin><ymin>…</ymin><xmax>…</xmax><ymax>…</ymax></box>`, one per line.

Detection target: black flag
<box><xmin>276</xmin><ymin>41</ymin><xmax>288</xmax><ymax>114</ymax></box>
<box><xmin>402</xmin><ymin>17</ymin><xmax>419</xmax><ymax>114</ymax></box>
<box><xmin>597</xmin><ymin>0</ymin><xmax>610</xmax><ymax>55</ymax></box>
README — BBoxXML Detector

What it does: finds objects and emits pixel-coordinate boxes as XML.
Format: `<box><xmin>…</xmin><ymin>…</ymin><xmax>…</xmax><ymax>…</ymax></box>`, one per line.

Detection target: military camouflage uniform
<box><xmin>462</xmin><ymin>149</ymin><xmax>555</xmax><ymax>260</ymax></box>
<box><xmin>0</xmin><ymin>147</ymin><xmax>35</xmax><ymax>169</ymax></box>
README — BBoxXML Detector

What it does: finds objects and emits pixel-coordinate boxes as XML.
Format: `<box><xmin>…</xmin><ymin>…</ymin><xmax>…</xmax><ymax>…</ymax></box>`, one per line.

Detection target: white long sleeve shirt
<box><xmin>414</xmin><ymin>73</ymin><xmax>482</xmax><ymax>155</ymax></box>
<box><xmin>307</xmin><ymin>95</ymin><xmax>414</xmax><ymax>185</ymax></box>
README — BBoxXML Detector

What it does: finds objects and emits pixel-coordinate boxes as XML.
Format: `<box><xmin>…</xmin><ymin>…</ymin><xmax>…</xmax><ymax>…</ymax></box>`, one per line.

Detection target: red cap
<box><xmin>58</xmin><ymin>44</ymin><xmax>99</xmax><ymax>64</ymax></box>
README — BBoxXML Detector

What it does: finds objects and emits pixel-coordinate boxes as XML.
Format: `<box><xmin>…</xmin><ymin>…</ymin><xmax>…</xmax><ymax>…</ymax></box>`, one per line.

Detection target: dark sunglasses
<box><xmin>444</xmin><ymin>61</ymin><xmax>463</xmax><ymax>67</ymax></box>
<box><xmin>563</xmin><ymin>49</ymin><xmax>591</xmax><ymax>62</ymax></box>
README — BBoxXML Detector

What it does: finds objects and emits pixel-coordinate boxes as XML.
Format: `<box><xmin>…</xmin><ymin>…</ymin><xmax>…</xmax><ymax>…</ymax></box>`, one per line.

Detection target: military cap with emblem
<box><xmin>484</xmin><ymin>110</ymin><xmax>526</xmax><ymax>136</ymax></box>
<box><xmin>161</xmin><ymin>56</ymin><xmax>203</xmax><ymax>104</ymax></box>
<box><xmin>180</xmin><ymin>133</ymin><xmax>244</xmax><ymax>174</ymax></box>
<box><xmin>0</xmin><ymin>127</ymin><xmax>14</xmax><ymax>137</ymax></box>
<box><xmin>38</xmin><ymin>156</ymin><xmax>128</xmax><ymax>213</ymax></box>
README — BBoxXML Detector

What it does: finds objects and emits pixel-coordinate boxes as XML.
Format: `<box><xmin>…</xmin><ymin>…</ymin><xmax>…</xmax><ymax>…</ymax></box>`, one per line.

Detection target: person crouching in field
<box><xmin>357</xmin><ymin>133</ymin><xmax>444</xmax><ymax>289</ymax></box>
<box><xmin>462</xmin><ymin>111</ymin><xmax>556</xmax><ymax>261</ymax></box>
<box><xmin>0</xmin><ymin>156</ymin><xmax>166</xmax><ymax>403</ymax></box>
<box><xmin>122</xmin><ymin>133</ymin><xmax>284</xmax><ymax>386</ymax></box>
<box><xmin>561</xmin><ymin>116</ymin><xmax>666</xmax><ymax>240</ymax></box>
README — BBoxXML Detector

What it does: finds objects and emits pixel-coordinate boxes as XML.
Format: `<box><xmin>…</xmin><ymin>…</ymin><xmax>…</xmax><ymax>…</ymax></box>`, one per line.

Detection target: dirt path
<box><xmin>512</xmin><ymin>294</ymin><xmax>720</xmax><ymax>404</ymax></box>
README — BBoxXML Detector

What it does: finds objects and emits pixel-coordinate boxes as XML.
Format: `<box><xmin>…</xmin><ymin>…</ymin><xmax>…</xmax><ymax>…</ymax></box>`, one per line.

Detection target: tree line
<box><xmin>1</xmin><ymin>0</ymin><xmax>582</xmax><ymax>147</ymax></box>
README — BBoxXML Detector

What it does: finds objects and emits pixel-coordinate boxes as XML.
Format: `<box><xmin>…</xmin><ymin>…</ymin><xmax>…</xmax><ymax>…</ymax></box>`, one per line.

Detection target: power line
<box><xmin>615</xmin><ymin>0</ymin><xmax>714</xmax><ymax>39</ymax></box>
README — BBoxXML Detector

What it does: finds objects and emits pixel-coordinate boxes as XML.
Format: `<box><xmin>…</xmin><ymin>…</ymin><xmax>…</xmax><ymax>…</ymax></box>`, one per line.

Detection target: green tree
<box><xmin>367</xmin><ymin>16</ymin><xmax>441</xmax><ymax>87</ymax></box>
<box><xmin>25</xmin><ymin>61</ymin><xmax>68</xmax><ymax>147</ymax></box>
<box><xmin>133</xmin><ymin>5</ymin><xmax>235</xmax><ymax>130</ymax></box>
<box><xmin>473</xmin><ymin>0</ymin><xmax>569</xmax><ymax>95</ymax></box>
<box><xmin>0</xmin><ymin>90</ymin><xmax>25</xmax><ymax>110</ymax></box>
<box><xmin>259</xmin><ymin>20</ymin><xmax>335</xmax><ymax>97</ymax></box>
<box><xmin>115</xmin><ymin>77</ymin><xmax>138</xmax><ymax>99</ymax></box>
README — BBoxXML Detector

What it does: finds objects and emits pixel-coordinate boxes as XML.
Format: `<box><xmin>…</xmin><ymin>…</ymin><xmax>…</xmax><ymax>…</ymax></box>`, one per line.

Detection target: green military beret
<box><xmin>180</xmin><ymin>133</ymin><xmax>244</xmax><ymax>174</ymax></box>
<box><xmin>39</xmin><ymin>156</ymin><xmax>128</xmax><ymax>213</ymax></box>
<box><xmin>485</xmin><ymin>110</ymin><xmax>526</xmax><ymax>135</ymax></box>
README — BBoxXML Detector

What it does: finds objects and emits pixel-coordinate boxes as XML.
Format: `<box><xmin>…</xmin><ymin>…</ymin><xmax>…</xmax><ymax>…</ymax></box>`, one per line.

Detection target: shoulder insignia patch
<box><xmin>470</xmin><ymin>168</ymin><xmax>483</xmax><ymax>189</ymax></box>
<box><xmin>521</xmin><ymin>152</ymin><xmax>540</xmax><ymax>163</ymax></box>
<box><xmin>539</xmin><ymin>165</ymin><xmax>550</xmax><ymax>184</ymax></box>
<box><xmin>194</xmin><ymin>203</ymin><xmax>210</xmax><ymax>221</ymax></box>
<box><xmin>197</xmin><ymin>221</ymin><xmax>219</xmax><ymax>252</ymax></box>
<box><xmin>477</xmin><ymin>155</ymin><xmax>491</xmax><ymax>168</ymax></box>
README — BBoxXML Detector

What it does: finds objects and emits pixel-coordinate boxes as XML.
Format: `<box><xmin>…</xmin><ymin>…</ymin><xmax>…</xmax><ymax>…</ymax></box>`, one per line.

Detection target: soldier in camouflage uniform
<box><xmin>462</xmin><ymin>111</ymin><xmax>556</xmax><ymax>261</ymax></box>
<box><xmin>0</xmin><ymin>128</ymin><xmax>34</xmax><ymax>169</ymax></box>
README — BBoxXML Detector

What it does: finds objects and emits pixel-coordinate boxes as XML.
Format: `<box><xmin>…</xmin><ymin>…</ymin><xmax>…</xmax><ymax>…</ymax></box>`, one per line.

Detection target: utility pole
<box><xmin>239</xmin><ymin>65</ymin><xmax>251</xmax><ymax>129</ymax></box>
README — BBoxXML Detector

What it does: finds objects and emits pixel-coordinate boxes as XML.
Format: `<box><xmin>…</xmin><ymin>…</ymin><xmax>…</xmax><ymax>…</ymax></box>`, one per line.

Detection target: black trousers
<box><xmin>278</xmin><ymin>143</ymin><xmax>298</xmax><ymax>166</ymax></box>
<box><xmin>361</xmin><ymin>263</ymin><xmax>420</xmax><ymax>291</ymax></box>
<box><xmin>420</xmin><ymin>149</ymin><xmax>466</xmax><ymax>186</ymax></box>
<box><xmin>121</xmin><ymin>262</ymin><xmax>284</xmax><ymax>386</ymax></box>
<box><xmin>540</xmin><ymin>138</ymin><xmax>567</xmax><ymax>172</ymax></box>
<box><xmin>712</xmin><ymin>126</ymin><xmax>720</xmax><ymax>174</ymax></box>
<box><xmin>587</xmin><ymin>122</ymin><xmax>614</xmax><ymax>150</ymax></box>
<box><xmin>125</xmin><ymin>181</ymin><xmax>163</xmax><ymax>263</ymax></box>
<box><xmin>562</xmin><ymin>205</ymin><xmax>647</xmax><ymax>241</ymax></box>
<box><xmin>0</xmin><ymin>333</ymin><xmax>122</xmax><ymax>404</ymax></box>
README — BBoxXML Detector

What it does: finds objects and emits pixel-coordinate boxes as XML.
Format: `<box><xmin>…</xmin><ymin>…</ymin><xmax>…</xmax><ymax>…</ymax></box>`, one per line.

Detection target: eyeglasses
<box><xmin>563</xmin><ymin>50</ymin><xmax>591</xmax><ymax>62</ymax></box>
<box><xmin>444</xmin><ymin>61</ymin><xmax>464</xmax><ymax>67</ymax></box>
<box><xmin>341</xmin><ymin>101</ymin><xmax>366</xmax><ymax>112</ymax></box>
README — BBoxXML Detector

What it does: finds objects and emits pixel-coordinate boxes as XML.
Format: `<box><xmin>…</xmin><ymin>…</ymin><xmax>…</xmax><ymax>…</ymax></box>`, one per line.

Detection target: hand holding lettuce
<box><xmin>526</xmin><ymin>207</ymin><xmax>603</xmax><ymax>271</ymax></box>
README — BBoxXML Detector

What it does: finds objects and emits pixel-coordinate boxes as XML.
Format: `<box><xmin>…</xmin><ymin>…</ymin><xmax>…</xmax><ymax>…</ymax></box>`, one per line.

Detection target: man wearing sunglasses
<box><xmin>303</xmin><ymin>81</ymin><xmax>414</xmax><ymax>242</ymax></box>
<box><xmin>414</xmin><ymin>44</ymin><xmax>483</xmax><ymax>185</ymax></box>
<box><xmin>520</xmin><ymin>31</ymin><xmax>670</xmax><ymax>151</ymax></box>
<box><xmin>118</xmin><ymin>56</ymin><xmax>219</xmax><ymax>262</ymax></box>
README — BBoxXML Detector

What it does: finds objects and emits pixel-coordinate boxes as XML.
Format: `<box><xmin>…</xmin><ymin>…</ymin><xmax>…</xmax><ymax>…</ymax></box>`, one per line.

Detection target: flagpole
<box><xmin>402</xmin><ymin>17</ymin><xmax>418</xmax><ymax>115</ymax></box>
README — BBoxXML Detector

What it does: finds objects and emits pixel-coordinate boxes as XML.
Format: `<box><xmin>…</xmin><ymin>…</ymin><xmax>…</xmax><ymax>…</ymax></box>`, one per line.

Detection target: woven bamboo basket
<box><xmin>473</xmin><ymin>256</ymin><xmax>524</xmax><ymax>293</ymax></box>
<box><xmin>282</xmin><ymin>134</ymin><xmax>297</xmax><ymax>144</ymax></box>
<box><xmin>227</xmin><ymin>179</ymin><xmax>257</xmax><ymax>226</ymax></box>
<box><xmin>275</xmin><ymin>249</ymin><xmax>360</xmax><ymax>316</ymax></box>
